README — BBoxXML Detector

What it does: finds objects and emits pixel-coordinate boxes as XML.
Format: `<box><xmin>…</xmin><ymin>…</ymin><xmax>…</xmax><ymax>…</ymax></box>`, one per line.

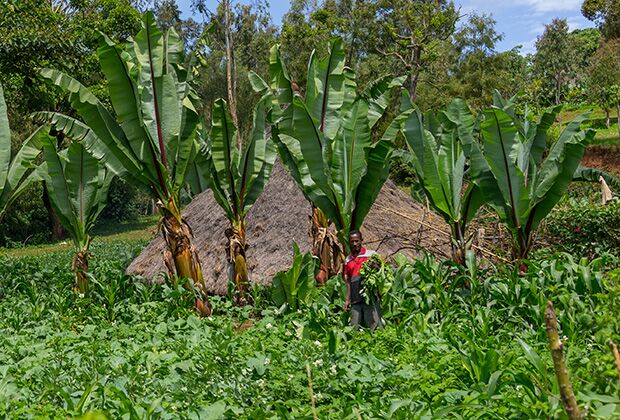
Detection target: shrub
<box><xmin>544</xmin><ymin>199</ymin><xmax>620</xmax><ymax>257</ymax></box>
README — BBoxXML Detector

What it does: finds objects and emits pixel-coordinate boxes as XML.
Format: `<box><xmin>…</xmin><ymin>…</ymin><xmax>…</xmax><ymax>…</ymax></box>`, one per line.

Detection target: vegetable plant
<box><xmin>38</xmin><ymin>136</ymin><xmax>112</xmax><ymax>294</ymax></box>
<box><xmin>254</xmin><ymin>39</ymin><xmax>409</xmax><ymax>257</ymax></box>
<box><xmin>38</xmin><ymin>12</ymin><xmax>210</xmax><ymax>314</ymax></box>
<box><xmin>186</xmin><ymin>97</ymin><xmax>276</xmax><ymax>304</ymax></box>
<box><xmin>469</xmin><ymin>99</ymin><xmax>595</xmax><ymax>266</ymax></box>
<box><xmin>401</xmin><ymin>98</ymin><xmax>484</xmax><ymax>264</ymax></box>
<box><xmin>0</xmin><ymin>83</ymin><xmax>46</xmax><ymax>222</ymax></box>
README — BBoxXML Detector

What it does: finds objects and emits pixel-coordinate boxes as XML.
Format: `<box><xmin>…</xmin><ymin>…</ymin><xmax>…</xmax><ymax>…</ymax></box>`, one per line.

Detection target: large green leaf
<box><xmin>573</xmin><ymin>165</ymin><xmax>620</xmax><ymax>190</ymax></box>
<box><xmin>305</xmin><ymin>38</ymin><xmax>346</xmax><ymax>141</ymax></box>
<box><xmin>40</xmin><ymin>69</ymin><xmax>149</xmax><ymax>186</ymax></box>
<box><xmin>0</xmin><ymin>83</ymin><xmax>10</xmax><ymax>191</ymax></box>
<box><xmin>40</xmin><ymin>137</ymin><xmax>80</xmax><ymax>242</ymax></box>
<box><xmin>332</xmin><ymin>98</ymin><xmax>371</xmax><ymax>216</ymax></box>
<box><xmin>351</xmin><ymin>110</ymin><xmax>411</xmax><ymax>231</ymax></box>
<box><xmin>210</xmin><ymin>99</ymin><xmax>240</xmax><ymax>217</ymax></box>
<box><xmin>0</xmin><ymin>126</ymin><xmax>47</xmax><ymax>218</ymax></box>
<box><xmin>32</xmin><ymin>112</ymin><xmax>126</xmax><ymax>177</ymax></box>
<box><xmin>41</xmin><ymin>137</ymin><xmax>111</xmax><ymax>250</ymax></box>
<box><xmin>480</xmin><ymin>108</ymin><xmax>530</xmax><ymax>229</ymax></box>
<box><xmin>241</xmin><ymin>103</ymin><xmax>277</xmax><ymax>214</ymax></box>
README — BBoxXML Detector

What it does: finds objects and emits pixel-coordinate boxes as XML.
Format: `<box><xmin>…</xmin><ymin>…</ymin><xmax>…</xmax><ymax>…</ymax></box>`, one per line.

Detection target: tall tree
<box><xmin>532</xmin><ymin>19</ymin><xmax>577</xmax><ymax>106</ymax></box>
<box><xmin>582</xmin><ymin>0</ymin><xmax>620</xmax><ymax>39</ymax></box>
<box><xmin>587</xmin><ymin>39</ymin><xmax>620</xmax><ymax>135</ymax></box>
<box><xmin>372</xmin><ymin>0</ymin><xmax>459</xmax><ymax>102</ymax></box>
<box><xmin>192</xmin><ymin>0</ymin><xmax>277</xmax><ymax>135</ymax></box>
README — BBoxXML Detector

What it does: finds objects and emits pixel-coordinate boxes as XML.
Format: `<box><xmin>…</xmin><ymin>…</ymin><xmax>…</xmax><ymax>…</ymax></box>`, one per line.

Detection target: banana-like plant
<box><xmin>401</xmin><ymin>99</ymin><xmax>485</xmax><ymax>264</ymax></box>
<box><xmin>469</xmin><ymin>104</ymin><xmax>595</xmax><ymax>267</ymax></box>
<box><xmin>38</xmin><ymin>13</ymin><xmax>211</xmax><ymax>315</ymax></box>
<box><xmin>39</xmin><ymin>136</ymin><xmax>112</xmax><ymax>294</ymax></box>
<box><xmin>0</xmin><ymin>83</ymin><xmax>46</xmax><ymax>222</ymax></box>
<box><xmin>256</xmin><ymin>39</ymin><xmax>409</xmax><ymax>257</ymax></box>
<box><xmin>186</xmin><ymin>98</ymin><xmax>276</xmax><ymax>305</ymax></box>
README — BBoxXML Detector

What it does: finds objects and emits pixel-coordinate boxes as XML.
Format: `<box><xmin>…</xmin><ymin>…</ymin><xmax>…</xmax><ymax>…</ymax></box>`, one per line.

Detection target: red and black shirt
<box><xmin>344</xmin><ymin>248</ymin><xmax>376</xmax><ymax>304</ymax></box>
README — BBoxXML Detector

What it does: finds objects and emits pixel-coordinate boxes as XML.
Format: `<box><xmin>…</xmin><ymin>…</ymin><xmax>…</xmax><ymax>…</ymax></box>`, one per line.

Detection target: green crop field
<box><xmin>1</xmin><ymin>240</ymin><xmax>620</xmax><ymax>418</ymax></box>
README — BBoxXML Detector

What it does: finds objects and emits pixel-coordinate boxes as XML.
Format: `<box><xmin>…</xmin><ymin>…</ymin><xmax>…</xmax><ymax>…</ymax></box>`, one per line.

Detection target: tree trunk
<box><xmin>228</xmin><ymin>219</ymin><xmax>252</xmax><ymax>306</ymax></box>
<box><xmin>408</xmin><ymin>46</ymin><xmax>422</xmax><ymax>102</ymax></box>
<box><xmin>72</xmin><ymin>249</ymin><xmax>90</xmax><ymax>295</ymax></box>
<box><xmin>309</xmin><ymin>206</ymin><xmax>343</xmax><ymax>285</ymax></box>
<box><xmin>605</xmin><ymin>108</ymin><xmax>610</xmax><ymax>129</ymax></box>
<box><xmin>42</xmin><ymin>181</ymin><xmax>65</xmax><ymax>241</ymax></box>
<box><xmin>160</xmin><ymin>198</ymin><xmax>211</xmax><ymax>316</ymax></box>
<box><xmin>545</xmin><ymin>301</ymin><xmax>583</xmax><ymax>420</ymax></box>
<box><xmin>617</xmin><ymin>101</ymin><xmax>620</xmax><ymax>139</ymax></box>
<box><xmin>223</xmin><ymin>0</ymin><xmax>239</xmax><ymax>142</ymax></box>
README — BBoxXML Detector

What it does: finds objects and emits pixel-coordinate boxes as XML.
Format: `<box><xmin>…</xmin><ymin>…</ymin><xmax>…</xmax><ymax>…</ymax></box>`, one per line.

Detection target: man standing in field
<box><xmin>344</xmin><ymin>230</ymin><xmax>383</xmax><ymax>331</ymax></box>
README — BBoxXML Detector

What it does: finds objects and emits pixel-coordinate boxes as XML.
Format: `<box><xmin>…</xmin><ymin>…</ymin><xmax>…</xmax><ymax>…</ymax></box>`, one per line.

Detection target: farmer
<box><xmin>344</xmin><ymin>230</ymin><xmax>383</xmax><ymax>331</ymax></box>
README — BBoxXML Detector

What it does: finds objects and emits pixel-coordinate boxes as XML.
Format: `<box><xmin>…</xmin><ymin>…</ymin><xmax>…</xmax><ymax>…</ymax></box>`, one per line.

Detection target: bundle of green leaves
<box><xmin>359</xmin><ymin>254</ymin><xmax>393</xmax><ymax>304</ymax></box>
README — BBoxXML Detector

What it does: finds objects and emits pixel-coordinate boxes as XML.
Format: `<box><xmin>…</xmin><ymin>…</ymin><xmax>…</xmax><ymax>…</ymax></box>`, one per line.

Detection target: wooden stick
<box><xmin>306</xmin><ymin>362</ymin><xmax>318</xmax><ymax>420</ymax></box>
<box><xmin>545</xmin><ymin>301</ymin><xmax>583</xmax><ymax>420</ymax></box>
<box><xmin>608</xmin><ymin>339</ymin><xmax>620</xmax><ymax>380</ymax></box>
<box><xmin>374</xmin><ymin>207</ymin><xmax>512</xmax><ymax>263</ymax></box>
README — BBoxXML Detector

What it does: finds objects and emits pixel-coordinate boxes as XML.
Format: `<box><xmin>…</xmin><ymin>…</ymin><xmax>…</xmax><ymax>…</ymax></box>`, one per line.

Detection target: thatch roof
<box><xmin>127</xmin><ymin>161</ymin><xmax>451</xmax><ymax>295</ymax></box>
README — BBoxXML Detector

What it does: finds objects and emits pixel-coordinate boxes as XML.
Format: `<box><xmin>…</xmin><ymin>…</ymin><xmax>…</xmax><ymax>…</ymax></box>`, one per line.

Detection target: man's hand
<box><xmin>343</xmin><ymin>299</ymin><xmax>350</xmax><ymax>311</ymax></box>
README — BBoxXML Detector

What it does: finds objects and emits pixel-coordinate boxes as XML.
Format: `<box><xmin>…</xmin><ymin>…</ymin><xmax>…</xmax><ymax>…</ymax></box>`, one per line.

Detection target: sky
<box><xmin>176</xmin><ymin>0</ymin><xmax>594</xmax><ymax>55</ymax></box>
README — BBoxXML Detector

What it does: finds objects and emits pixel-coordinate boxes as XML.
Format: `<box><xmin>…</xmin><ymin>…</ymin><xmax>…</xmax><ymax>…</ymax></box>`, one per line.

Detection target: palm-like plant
<box><xmin>0</xmin><ymin>83</ymin><xmax>46</xmax><ymax>222</ymax></box>
<box><xmin>39</xmin><ymin>13</ymin><xmax>210</xmax><ymax>314</ymax></box>
<box><xmin>186</xmin><ymin>98</ymin><xmax>276</xmax><ymax>304</ymax></box>
<box><xmin>401</xmin><ymin>99</ymin><xmax>484</xmax><ymax>264</ymax></box>
<box><xmin>258</xmin><ymin>39</ymin><xmax>408</xmax><ymax>257</ymax></box>
<box><xmin>469</xmin><ymin>103</ymin><xmax>595</xmax><ymax>266</ymax></box>
<box><xmin>39</xmin><ymin>136</ymin><xmax>112</xmax><ymax>294</ymax></box>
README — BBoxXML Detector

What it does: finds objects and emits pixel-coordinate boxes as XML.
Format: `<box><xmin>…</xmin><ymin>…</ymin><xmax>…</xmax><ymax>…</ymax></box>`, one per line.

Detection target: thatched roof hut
<box><xmin>127</xmin><ymin>162</ymin><xmax>451</xmax><ymax>294</ymax></box>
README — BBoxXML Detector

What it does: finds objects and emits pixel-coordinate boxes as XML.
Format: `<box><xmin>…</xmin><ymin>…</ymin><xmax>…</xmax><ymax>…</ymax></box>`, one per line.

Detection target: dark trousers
<box><xmin>350</xmin><ymin>300</ymin><xmax>383</xmax><ymax>331</ymax></box>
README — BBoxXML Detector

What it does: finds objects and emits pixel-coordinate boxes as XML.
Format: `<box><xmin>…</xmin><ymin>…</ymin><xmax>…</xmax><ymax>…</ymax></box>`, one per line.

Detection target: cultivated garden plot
<box><xmin>1</xmin><ymin>1</ymin><xmax>620</xmax><ymax>418</ymax></box>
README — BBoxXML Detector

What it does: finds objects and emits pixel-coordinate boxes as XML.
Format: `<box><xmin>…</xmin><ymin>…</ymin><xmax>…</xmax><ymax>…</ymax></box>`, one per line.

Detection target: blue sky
<box><xmin>177</xmin><ymin>0</ymin><xmax>593</xmax><ymax>55</ymax></box>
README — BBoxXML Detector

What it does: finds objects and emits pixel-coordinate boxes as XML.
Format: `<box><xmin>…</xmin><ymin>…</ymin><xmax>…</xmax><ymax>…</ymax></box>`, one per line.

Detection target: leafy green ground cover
<box><xmin>1</xmin><ymin>240</ymin><xmax>620</xmax><ymax>418</ymax></box>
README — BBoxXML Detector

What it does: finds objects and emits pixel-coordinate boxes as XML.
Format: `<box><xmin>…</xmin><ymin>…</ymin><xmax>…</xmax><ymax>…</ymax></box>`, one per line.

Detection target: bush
<box><xmin>544</xmin><ymin>199</ymin><xmax>620</xmax><ymax>257</ymax></box>
<box><xmin>0</xmin><ymin>183</ymin><xmax>51</xmax><ymax>247</ymax></box>
<box><xmin>99</xmin><ymin>178</ymin><xmax>150</xmax><ymax>222</ymax></box>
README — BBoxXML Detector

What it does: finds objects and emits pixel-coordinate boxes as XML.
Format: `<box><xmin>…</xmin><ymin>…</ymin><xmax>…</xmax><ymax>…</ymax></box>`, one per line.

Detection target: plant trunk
<box><xmin>72</xmin><ymin>249</ymin><xmax>90</xmax><ymax>295</ymax></box>
<box><xmin>160</xmin><ymin>198</ymin><xmax>211</xmax><ymax>316</ymax></box>
<box><xmin>408</xmin><ymin>46</ymin><xmax>422</xmax><ymax>103</ymax></box>
<box><xmin>452</xmin><ymin>221</ymin><xmax>466</xmax><ymax>266</ymax></box>
<box><xmin>545</xmin><ymin>301</ymin><xmax>583</xmax><ymax>420</ymax></box>
<box><xmin>605</xmin><ymin>108</ymin><xmax>610</xmax><ymax>129</ymax></box>
<box><xmin>512</xmin><ymin>229</ymin><xmax>531</xmax><ymax>274</ymax></box>
<box><xmin>228</xmin><ymin>219</ymin><xmax>252</xmax><ymax>306</ymax></box>
<box><xmin>223</xmin><ymin>0</ymin><xmax>239</xmax><ymax>143</ymax></box>
<box><xmin>608</xmin><ymin>339</ymin><xmax>620</xmax><ymax>380</ymax></box>
<box><xmin>42</xmin><ymin>181</ymin><xmax>65</xmax><ymax>241</ymax></box>
<box><xmin>310</xmin><ymin>206</ymin><xmax>343</xmax><ymax>285</ymax></box>
<box><xmin>616</xmin><ymin>101</ymin><xmax>620</xmax><ymax>139</ymax></box>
